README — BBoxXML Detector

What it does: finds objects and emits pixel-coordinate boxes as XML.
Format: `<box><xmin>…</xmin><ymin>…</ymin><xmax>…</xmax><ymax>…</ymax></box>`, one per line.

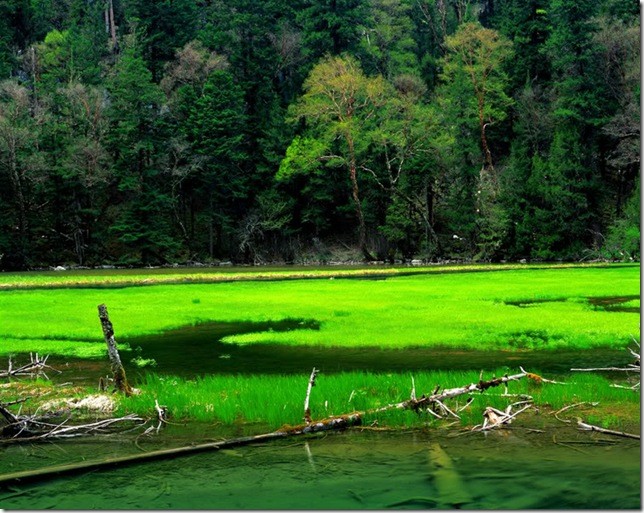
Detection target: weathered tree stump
<box><xmin>98</xmin><ymin>304</ymin><xmax>134</xmax><ymax>396</ymax></box>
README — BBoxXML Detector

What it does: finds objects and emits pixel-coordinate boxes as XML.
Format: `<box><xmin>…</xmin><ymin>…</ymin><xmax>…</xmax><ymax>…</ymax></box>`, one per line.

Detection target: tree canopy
<box><xmin>0</xmin><ymin>0</ymin><xmax>638</xmax><ymax>269</ymax></box>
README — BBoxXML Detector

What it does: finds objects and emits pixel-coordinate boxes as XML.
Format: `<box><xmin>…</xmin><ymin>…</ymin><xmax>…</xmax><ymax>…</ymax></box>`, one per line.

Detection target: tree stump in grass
<box><xmin>98</xmin><ymin>304</ymin><xmax>134</xmax><ymax>396</ymax></box>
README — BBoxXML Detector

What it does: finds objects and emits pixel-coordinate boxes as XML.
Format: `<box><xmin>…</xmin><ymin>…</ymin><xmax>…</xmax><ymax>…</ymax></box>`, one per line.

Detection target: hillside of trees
<box><xmin>0</xmin><ymin>0</ymin><xmax>639</xmax><ymax>270</ymax></box>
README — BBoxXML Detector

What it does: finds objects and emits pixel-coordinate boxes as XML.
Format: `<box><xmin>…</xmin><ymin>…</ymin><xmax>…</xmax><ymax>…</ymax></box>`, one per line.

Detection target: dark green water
<box><xmin>0</xmin><ymin>427</ymin><xmax>640</xmax><ymax>509</ymax></box>
<box><xmin>32</xmin><ymin>317</ymin><xmax>634</xmax><ymax>388</ymax></box>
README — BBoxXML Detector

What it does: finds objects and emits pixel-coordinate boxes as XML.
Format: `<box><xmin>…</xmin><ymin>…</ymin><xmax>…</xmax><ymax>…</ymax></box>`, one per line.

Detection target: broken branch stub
<box><xmin>97</xmin><ymin>304</ymin><xmax>133</xmax><ymax>396</ymax></box>
<box><xmin>303</xmin><ymin>367</ymin><xmax>319</xmax><ymax>424</ymax></box>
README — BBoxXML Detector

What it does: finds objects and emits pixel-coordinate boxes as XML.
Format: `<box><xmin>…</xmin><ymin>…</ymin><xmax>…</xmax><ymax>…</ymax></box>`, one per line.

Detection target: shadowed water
<box><xmin>33</xmin><ymin>318</ymin><xmax>634</xmax><ymax>386</ymax></box>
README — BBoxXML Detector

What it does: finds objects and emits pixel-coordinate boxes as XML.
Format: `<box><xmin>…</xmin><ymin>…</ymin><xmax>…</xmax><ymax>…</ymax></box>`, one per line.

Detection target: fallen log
<box><xmin>0</xmin><ymin>367</ymin><xmax>553</xmax><ymax>484</ymax></box>
<box><xmin>0</xmin><ymin>413</ymin><xmax>361</xmax><ymax>487</ymax></box>
<box><xmin>371</xmin><ymin>369</ymin><xmax>538</xmax><ymax>416</ymax></box>
<box><xmin>427</xmin><ymin>442</ymin><xmax>471</xmax><ymax>508</ymax></box>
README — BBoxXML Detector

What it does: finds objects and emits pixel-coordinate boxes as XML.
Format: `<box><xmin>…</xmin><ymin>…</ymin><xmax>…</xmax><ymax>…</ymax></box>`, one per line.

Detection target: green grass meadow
<box><xmin>1</xmin><ymin>264</ymin><xmax>639</xmax><ymax>430</ymax></box>
<box><xmin>0</xmin><ymin>264</ymin><xmax>639</xmax><ymax>357</ymax></box>
<box><xmin>114</xmin><ymin>369</ymin><xmax>639</xmax><ymax>431</ymax></box>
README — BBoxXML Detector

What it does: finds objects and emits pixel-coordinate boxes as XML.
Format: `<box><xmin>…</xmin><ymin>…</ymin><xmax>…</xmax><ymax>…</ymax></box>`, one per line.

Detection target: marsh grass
<box><xmin>0</xmin><ymin>262</ymin><xmax>618</xmax><ymax>290</ymax></box>
<box><xmin>0</xmin><ymin>264</ymin><xmax>639</xmax><ymax>357</ymax></box>
<box><xmin>115</xmin><ymin>370</ymin><xmax>640</xmax><ymax>431</ymax></box>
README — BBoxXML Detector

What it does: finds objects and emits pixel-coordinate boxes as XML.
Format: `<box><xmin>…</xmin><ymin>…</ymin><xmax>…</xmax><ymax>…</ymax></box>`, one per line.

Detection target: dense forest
<box><xmin>0</xmin><ymin>0</ymin><xmax>639</xmax><ymax>270</ymax></box>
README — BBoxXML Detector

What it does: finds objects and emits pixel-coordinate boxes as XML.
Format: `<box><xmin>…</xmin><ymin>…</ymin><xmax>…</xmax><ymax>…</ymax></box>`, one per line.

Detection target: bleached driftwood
<box><xmin>571</xmin><ymin>343</ymin><xmax>640</xmax><ymax>392</ymax></box>
<box><xmin>576</xmin><ymin>418</ymin><xmax>640</xmax><ymax>440</ymax></box>
<box><xmin>551</xmin><ymin>402</ymin><xmax>599</xmax><ymax>424</ymax></box>
<box><xmin>571</xmin><ymin>343</ymin><xmax>640</xmax><ymax>374</ymax></box>
<box><xmin>472</xmin><ymin>402</ymin><xmax>533</xmax><ymax>431</ymax></box>
<box><xmin>371</xmin><ymin>369</ymin><xmax>541</xmax><ymax>417</ymax></box>
<box><xmin>0</xmin><ymin>404</ymin><xmax>146</xmax><ymax>441</ymax></box>
<box><xmin>0</xmin><ymin>354</ymin><xmax>60</xmax><ymax>380</ymax></box>
<box><xmin>303</xmin><ymin>367</ymin><xmax>319</xmax><ymax>424</ymax></box>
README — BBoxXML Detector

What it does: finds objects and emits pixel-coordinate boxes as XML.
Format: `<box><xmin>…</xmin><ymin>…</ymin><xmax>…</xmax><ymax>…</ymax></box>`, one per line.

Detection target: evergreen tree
<box><xmin>357</xmin><ymin>0</ymin><xmax>420</xmax><ymax>79</ymax></box>
<box><xmin>435</xmin><ymin>21</ymin><xmax>513</xmax><ymax>259</ymax></box>
<box><xmin>123</xmin><ymin>0</ymin><xmax>198</xmax><ymax>81</ymax></box>
<box><xmin>0</xmin><ymin>81</ymin><xmax>47</xmax><ymax>269</ymax></box>
<box><xmin>104</xmin><ymin>37</ymin><xmax>177</xmax><ymax>265</ymax></box>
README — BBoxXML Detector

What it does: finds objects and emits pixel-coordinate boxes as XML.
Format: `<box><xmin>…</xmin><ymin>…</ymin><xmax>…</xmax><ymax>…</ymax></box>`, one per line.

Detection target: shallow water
<box><xmin>0</xmin><ymin>427</ymin><xmax>639</xmax><ymax>509</ymax></box>
<box><xmin>35</xmin><ymin>318</ymin><xmax>634</xmax><ymax>387</ymax></box>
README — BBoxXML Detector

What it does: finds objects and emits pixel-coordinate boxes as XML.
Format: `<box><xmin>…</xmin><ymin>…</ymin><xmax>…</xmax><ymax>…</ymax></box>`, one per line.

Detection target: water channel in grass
<box><xmin>35</xmin><ymin>318</ymin><xmax>636</xmax><ymax>386</ymax></box>
<box><xmin>2</xmin><ymin>310</ymin><xmax>640</xmax><ymax>509</ymax></box>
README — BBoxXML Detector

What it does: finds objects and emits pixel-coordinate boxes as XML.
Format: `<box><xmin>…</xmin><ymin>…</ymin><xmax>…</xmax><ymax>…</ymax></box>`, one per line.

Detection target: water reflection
<box><xmin>0</xmin><ymin>429</ymin><xmax>639</xmax><ymax>509</ymax></box>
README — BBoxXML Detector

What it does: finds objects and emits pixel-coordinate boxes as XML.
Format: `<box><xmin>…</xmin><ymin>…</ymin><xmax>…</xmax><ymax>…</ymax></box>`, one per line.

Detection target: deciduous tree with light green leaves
<box><xmin>279</xmin><ymin>54</ymin><xmax>390</xmax><ymax>259</ymax></box>
<box><xmin>437</xmin><ymin>21</ymin><xmax>513</xmax><ymax>260</ymax></box>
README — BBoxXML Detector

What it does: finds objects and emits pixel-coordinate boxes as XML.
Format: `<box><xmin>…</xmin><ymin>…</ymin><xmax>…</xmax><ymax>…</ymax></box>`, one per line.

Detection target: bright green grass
<box><xmin>0</xmin><ymin>264</ymin><xmax>639</xmax><ymax>357</ymax></box>
<box><xmin>115</xmin><ymin>370</ymin><xmax>639</xmax><ymax>430</ymax></box>
<box><xmin>0</xmin><ymin>262</ymin><xmax>613</xmax><ymax>289</ymax></box>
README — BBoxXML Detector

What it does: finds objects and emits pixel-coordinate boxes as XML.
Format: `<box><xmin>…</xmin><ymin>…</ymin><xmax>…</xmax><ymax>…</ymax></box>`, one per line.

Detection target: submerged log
<box><xmin>98</xmin><ymin>304</ymin><xmax>134</xmax><ymax>396</ymax></box>
<box><xmin>427</xmin><ymin>442</ymin><xmax>471</xmax><ymax>508</ymax></box>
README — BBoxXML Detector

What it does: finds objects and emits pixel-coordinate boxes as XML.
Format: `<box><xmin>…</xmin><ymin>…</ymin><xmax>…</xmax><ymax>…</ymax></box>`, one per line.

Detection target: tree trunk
<box><xmin>108</xmin><ymin>0</ymin><xmax>118</xmax><ymax>52</ymax></box>
<box><xmin>0</xmin><ymin>413</ymin><xmax>362</xmax><ymax>486</ymax></box>
<box><xmin>97</xmin><ymin>304</ymin><xmax>133</xmax><ymax>396</ymax></box>
<box><xmin>347</xmin><ymin>136</ymin><xmax>373</xmax><ymax>261</ymax></box>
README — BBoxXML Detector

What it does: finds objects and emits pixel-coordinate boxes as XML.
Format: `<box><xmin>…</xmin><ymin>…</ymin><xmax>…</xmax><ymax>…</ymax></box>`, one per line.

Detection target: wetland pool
<box><xmin>0</xmin><ymin>426</ymin><xmax>639</xmax><ymax>509</ymax></box>
<box><xmin>36</xmin><ymin>319</ymin><xmax>635</xmax><ymax>386</ymax></box>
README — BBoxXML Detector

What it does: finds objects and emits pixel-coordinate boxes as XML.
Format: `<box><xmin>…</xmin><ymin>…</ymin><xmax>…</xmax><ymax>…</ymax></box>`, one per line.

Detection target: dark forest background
<box><xmin>0</xmin><ymin>0</ymin><xmax>639</xmax><ymax>270</ymax></box>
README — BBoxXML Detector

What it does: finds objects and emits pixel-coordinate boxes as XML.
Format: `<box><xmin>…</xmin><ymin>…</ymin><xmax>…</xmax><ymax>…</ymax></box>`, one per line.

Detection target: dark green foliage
<box><xmin>296</xmin><ymin>0</ymin><xmax>367</xmax><ymax>60</ymax></box>
<box><xmin>0</xmin><ymin>0</ymin><xmax>638</xmax><ymax>269</ymax></box>
<box><xmin>123</xmin><ymin>0</ymin><xmax>198</xmax><ymax>80</ymax></box>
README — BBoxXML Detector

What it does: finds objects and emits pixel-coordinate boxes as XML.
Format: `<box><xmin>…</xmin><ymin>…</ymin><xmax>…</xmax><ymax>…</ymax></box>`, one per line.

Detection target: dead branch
<box><xmin>372</xmin><ymin>369</ymin><xmax>536</xmax><ymax>416</ymax></box>
<box><xmin>472</xmin><ymin>403</ymin><xmax>533</xmax><ymax>432</ymax></box>
<box><xmin>0</xmin><ymin>353</ymin><xmax>60</xmax><ymax>380</ymax></box>
<box><xmin>571</xmin><ymin>366</ymin><xmax>639</xmax><ymax>372</ymax></box>
<box><xmin>154</xmin><ymin>399</ymin><xmax>168</xmax><ymax>433</ymax></box>
<box><xmin>551</xmin><ymin>402</ymin><xmax>599</xmax><ymax>424</ymax></box>
<box><xmin>0</xmin><ymin>406</ymin><xmax>146</xmax><ymax>441</ymax></box>
<box><xmin>576</xmin><ymin>418</ymin><xmax>640</xmax><ymax>440</ymax></box>
<box><xmin>571</xmin><ymin>343</ymin><xmax>640</xmax><ymax>374</ymax></box>
<box><xmin>303</xmin><ymin>367</ymin><xmax>319</xmax><ymax>424</ymax></box>
<box><xmin>571</xmin><ymin>344</ymin><xmax>641</xmax><ymax>393</ymax></box>
<box><xmin>610</xmin><ymin>382</ymin><xmax>640</xmax><ymax>390</ymax></box>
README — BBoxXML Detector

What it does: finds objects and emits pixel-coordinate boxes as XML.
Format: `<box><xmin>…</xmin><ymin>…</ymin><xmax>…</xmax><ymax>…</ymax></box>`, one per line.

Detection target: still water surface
<box><xmin>0</xmin><ymin>428</ymin><xmax>639</xmax><ymax>509</ymax></box>
<box><xmin>37</xmin><ymin>319</ymin><xmax>635</xmax><ymax>386</ymax></box>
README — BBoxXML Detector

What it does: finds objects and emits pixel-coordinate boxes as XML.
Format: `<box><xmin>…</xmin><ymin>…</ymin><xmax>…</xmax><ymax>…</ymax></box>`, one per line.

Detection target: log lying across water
<box><xmin>0</xmin><ymin>367</ymin><xmax>555</xmax><ymax>486</ymax></box>
<box><xmin>0</xmin><ymin>413</ymin><xmax>362</xmax><ymax>487</ymax></box>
